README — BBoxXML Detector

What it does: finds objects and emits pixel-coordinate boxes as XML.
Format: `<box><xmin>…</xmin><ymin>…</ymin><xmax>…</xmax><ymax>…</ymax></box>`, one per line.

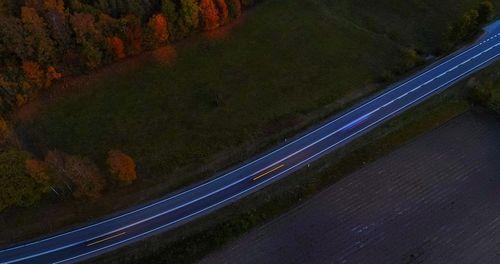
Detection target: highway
<box><xmin>2</xmin><ymin>22</ymin><xmax>500</xmax><ymax>264</ymax></box>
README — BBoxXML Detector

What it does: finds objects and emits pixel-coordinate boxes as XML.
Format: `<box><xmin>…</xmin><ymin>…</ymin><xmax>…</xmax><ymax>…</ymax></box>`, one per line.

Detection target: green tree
<box><xmin>0</xmin><ymin>149</ymin><xmax>49</xmax><ymax>212</ymax></box>
<box><xmin>226</xmin><ymin>0</ymin><xmax>241</xmax><ymax>19</ymax></box>
<box><xmin>161</xmin><ymin>0</ymin><xmax>180</xmax><ymax>39</ymax></box>
<box><xmin>478</xmin><ymin>1</ymin><xmax>494</xmax><ymax>25</ymax></box>
<box><xmin>178</xmin><ymin>0</ymin><xmax>199</xmax><ymax>37</ymax></box>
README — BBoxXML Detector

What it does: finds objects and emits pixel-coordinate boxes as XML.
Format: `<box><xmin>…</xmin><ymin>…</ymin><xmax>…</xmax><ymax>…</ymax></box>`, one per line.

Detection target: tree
<box><xmin>446</xmin><ymin>9</ymin><xmax>480</xmax><ymax>49</ymax></box>
<box><xmin>226</xmin><ymin>0</ymin><xmax>241</xmax><ymax>19</ymax></box>
<box><xmin>0</xmin><ymin>117</ymin><xmax>11</xmax><ymax>145</ymax></box>
<box><xmin>22</xmin><ymin>60</ymin><xmax>46</xmax><ymax>92</ymax></box>
<box><xmin>46</xmin><ymin>65</ymin><xmax>62</xmax><ymax>87</ymax></box>
<box><xmin>178</xmin><ymin>0</ymin><xmax>200</xmax><ymax>36</ymax></box>
<box><xmin>215</xmin><ymin>0</ymin><xmax>229</xmax><ymax>25</ymax></box>
<box><xmin>200</xmin><ymin>0</ymin><xmax>220</xmax><ymax>30</ymax></box>
<box><xmin>40</xmin><ymin>0</ymin><xmax>73</xmax><ymax>53</ymax></box>
<box><xmin>25</xmin><ymin>159</ymin><xmax>53</xmax><ymax>193</ymax></box>
<box><xmin>148</xmin><ymin>14</ymin><xmax>169</xmax><ymax>46</ymax></box>
<box><xmin>161</xmin><ymin>0</ymin><xmax>180</xmax><ymax>39</ymax></box>
<box><xmin>0</xmin><ymin>149</ymin><xmax>49</xmax><ymax>212</ymax></box>
<box><xmin>107</xmin><ymin>150</ymin><xmax>137</xmax><ymax>185</ymax></box>
<box><xmin>71</xmin><ymin>12</ymin><xmax>105</xmax><ymax>69</ymax></box>
<box><xmin>122</xmin><ymin>15</ymin><xmax>143</xmax><ymax>55</ymax></box>
<box><xmin>21</xmin><ymin>6</ymin><xmax>56</xmax><ymax>65</ymax></box>
<box><xmin>64</xmin><ymin>155</ymin><xmax>105</xmax><ymax>200</ymax></box>
<box><xmin>478</xmin><ymin>1</ymin><xmax>494</xmax><ymax>25</ymax></box>
<box><xmin>45</xmin><ymin>150</ymin><xmax>106</xmax><ymax>200</ymax></box>
<box><xmin>106</xmin><ymin>36</ymin><xmax>126</xmax><ymax>59</ymax></box>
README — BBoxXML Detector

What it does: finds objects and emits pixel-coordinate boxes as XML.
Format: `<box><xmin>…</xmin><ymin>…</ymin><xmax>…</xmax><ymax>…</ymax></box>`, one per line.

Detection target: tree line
<box><xmin>0</xmin><ymin>0</ymin><xmax>258</xmax><ymax>116</ymax></box>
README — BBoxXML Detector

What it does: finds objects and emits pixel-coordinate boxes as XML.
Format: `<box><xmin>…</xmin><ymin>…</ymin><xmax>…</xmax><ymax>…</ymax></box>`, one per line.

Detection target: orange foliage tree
<box><xmin>200</xmin><ymin>0</ymin><xmax>220</xmax><ymax>30</ymax></box>
<box><xmin>46</xmin><ymin>66</ymin><xmax>62</xmax><ymax>87</ymax></box>
<box><xmin>106</xmin><ymin>36</ymin><xmax>126</xmax><ymax>60</ymax></box>
<box><xmin>148</xmin><ymin>14</ymin><xmax>169</xmax><ymax>45</ymax></box>
<box><xmin>107</xmin><ymin>150</ymin><xmax>137</xmax><ymax>185</ymax></box>
<box><xmin>22</xmin><ymin>60</ymin><xmax>45</xmax><ymax>92</ymax></box>
<box><xmin>215</xmin><ymin>0</ymin><xmax>229</xmax><ymax>25</ymax></box>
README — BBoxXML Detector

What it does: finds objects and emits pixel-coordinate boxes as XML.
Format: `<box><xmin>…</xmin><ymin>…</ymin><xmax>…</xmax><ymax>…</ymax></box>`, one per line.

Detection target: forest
<box><xmin>0</xmin><ymin>0</ymin><xmax>257</xmax><ymax>116</ymax></box>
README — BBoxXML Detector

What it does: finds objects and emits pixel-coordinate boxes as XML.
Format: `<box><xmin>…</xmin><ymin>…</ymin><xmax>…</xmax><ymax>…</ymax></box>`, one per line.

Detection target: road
<box><xmin>2</xmin><ymin>22</ymin><xmax>500</xmax><ymax>264</ymax></box>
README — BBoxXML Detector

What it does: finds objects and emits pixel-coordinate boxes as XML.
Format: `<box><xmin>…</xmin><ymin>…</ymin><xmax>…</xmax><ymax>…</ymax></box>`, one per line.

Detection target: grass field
<box><xmin>4</xmin><ymin>0</ymin><xmax>497</xmax><ymax>245</ymax></box>
<box><xmin>21</xmin><ymin>0</ymin><xmax>488</xmax><ymax>190</ymax></box>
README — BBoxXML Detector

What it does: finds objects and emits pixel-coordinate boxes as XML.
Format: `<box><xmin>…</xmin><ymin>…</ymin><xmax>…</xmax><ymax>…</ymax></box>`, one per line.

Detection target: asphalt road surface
<box><xmin>2</xmin><ymin>22</ymin><xmax>500</xmax><ymax>264</ymax></box>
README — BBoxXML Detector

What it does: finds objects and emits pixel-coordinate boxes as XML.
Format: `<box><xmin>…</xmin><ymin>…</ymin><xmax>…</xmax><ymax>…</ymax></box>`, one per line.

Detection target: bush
<box><xmin>107</xmin><ymin>150</ymin><xmax>137</xmax><ymax>185</ymax></box>
<box><xmin>0</xmin><ymin>149</ymin><xmax>49</xmax><ymax>212</ymax></box>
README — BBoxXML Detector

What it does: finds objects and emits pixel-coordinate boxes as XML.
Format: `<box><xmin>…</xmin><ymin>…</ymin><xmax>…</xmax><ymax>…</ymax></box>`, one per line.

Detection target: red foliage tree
<box><xmin>200</xmin><ymin>0</ymin><xmax>220</xmax><ymax>30</ymax></box>
<box><xmin>215</xmin><ymin>0</ymin><xmax>229</xmax><ymax>25</ymax></box>
<box><xmin>106</xmin><ymin>36</ymin><xmax>126</xmax><ymax>60</ymax></box>
<box><xmin>148</xmin><ymin>14</ymin><xmax>169</xmax><ymax>45</ymax></box>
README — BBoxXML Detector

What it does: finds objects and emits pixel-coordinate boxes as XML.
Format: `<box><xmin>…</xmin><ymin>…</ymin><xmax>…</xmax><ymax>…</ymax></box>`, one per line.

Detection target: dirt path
<box><xmin>200</xmin><ymin>110</ymin><xmax>500</xmax><ymax>264</ymax></box>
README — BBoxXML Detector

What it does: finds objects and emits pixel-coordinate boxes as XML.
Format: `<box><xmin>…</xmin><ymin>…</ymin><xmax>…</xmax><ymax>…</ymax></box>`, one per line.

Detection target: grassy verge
<box><xmin>88</xmin><ymin>68</ymin><xmax>473</xmax><ymax>263</ymax></box>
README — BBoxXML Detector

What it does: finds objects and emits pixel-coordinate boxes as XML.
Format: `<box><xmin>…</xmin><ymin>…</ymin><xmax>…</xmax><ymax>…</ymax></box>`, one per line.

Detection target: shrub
<box><xmin>107</xmin><ymin>150</ymin><xmax>137</xmax><ymax>185</ymax></box>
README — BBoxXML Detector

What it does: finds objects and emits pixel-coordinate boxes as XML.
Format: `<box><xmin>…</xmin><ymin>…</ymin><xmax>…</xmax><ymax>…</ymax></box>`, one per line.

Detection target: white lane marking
<box><xmin>86</xmin><ymin>232</ymin><xmax>126</xmax><ymax>247</ymax></box>
<box><xmin>22</xmin><ymin>44</ymin><xmax>500</xmax><ymax>264</ymax></box>
<box><xmin>51</xmin><ymin>49</ymin><xmax>500</xmax><ymax>264</ymax></box>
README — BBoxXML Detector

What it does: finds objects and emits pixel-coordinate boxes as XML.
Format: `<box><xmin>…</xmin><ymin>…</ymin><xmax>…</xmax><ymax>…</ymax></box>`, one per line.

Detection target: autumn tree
<box><xmin>215</xmin><ymin>0</ymin><xmax>229</xmax><ymax>25</ymax></box>
<box><xmin>21</xmin><ymin>6</ymin><xmax>56</xmax><ymax>65</ymax></box>
<box><xmin>107</xmin><ymin>150</ymin><xmax>137</xmax><ymax>185</ymax></box>
<box><xmin>46</xmin><ymin>65</ymin><xmax>62</xmax><ymax>87</ymax></box>
<box><xmin>146</xmin><ymin>14</ymin><xmax>169</xmax><ymax>47</ymax></box>
<box><xmin>39</xmin><ymin>0</ymin><xmax>73</xmax><ymax>53</ymax></box>
<box><xmin>70</xmin><ymin>12</ymin><xmax>104</xmax><ymax>69</ymax></box>
<box><xmin>200</xmin><ymin>0</ymin><xmax>220</xmax><ymax>31</ymax></box>
<box><xmin>21</xmin><ymin>60</ymin><xmax>45</xmax><ymax>94</ymax></box>
<box><xmin>122</xmin><ymin>15</ymin><xmax>143</xmax><ymax>55</ymax></box>
<box><xmin>106</xmin><ymin>36</ymin><xmax>126</xmax><ymax>60</ymax></box>
<box><xmin>0</xmin><ymin>149</ymin><xmax>49</xmax><ymax>212</ymax></box>
<box><xmin>0</xmin><ymin>117</ymin><xmax>11</xmax><ymax>145</ymax></box>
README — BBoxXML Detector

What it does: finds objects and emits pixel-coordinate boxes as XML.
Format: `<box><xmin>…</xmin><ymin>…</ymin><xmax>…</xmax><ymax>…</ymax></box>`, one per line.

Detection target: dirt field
<box><xmin>200</xmin><ymin>110</ymin><xmax>500</xmax><ymax>264</ymax></box>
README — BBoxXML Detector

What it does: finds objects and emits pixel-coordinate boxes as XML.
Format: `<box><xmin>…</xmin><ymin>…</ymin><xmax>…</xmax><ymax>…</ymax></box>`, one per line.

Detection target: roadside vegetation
<box><xmin>0</xmin><ymin>0</ymin><xmax>497</xmax><ymax>250</ymax></box>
